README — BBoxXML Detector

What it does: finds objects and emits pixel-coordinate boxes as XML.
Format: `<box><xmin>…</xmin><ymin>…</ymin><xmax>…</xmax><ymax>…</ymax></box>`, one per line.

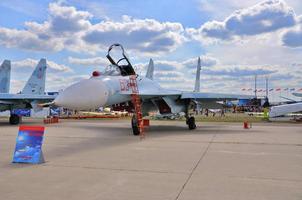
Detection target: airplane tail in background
<box><xmin>21</xmin><ymin>58</ymin><xmax>47</xmax><ymax>95</ymax></box>
<box><xmin>194</xmin><ymin>57</ymin><xmax>201</xmax><ymax>92</ymax></box>
<box><xmin>0</xmin><ymin>60</ymin><xmax>11</xmax><ymax>93</ymax></box>
<box><xmin>145</xmin><ymin>58</ymin><xmax>154</xmax><ymax>80</ymax></box>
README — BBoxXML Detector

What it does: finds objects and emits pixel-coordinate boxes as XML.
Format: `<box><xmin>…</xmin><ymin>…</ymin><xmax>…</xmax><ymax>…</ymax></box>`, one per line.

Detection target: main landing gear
<box><xmin>186</xmin><ymin>116</ymin><xmax>196</xmax><ymax>130</ymax></box>
<box><xmin>9</xmin><ymin>114</ymin><xmax>21</xmax><ymax>125</ymax></box>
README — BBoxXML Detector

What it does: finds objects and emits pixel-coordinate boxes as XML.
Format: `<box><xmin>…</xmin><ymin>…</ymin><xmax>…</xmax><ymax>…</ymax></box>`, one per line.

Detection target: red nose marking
<box><xmin>92</xmin><ymin>71</ymin><xmax>101</xmax><ymax>77</ymax></box>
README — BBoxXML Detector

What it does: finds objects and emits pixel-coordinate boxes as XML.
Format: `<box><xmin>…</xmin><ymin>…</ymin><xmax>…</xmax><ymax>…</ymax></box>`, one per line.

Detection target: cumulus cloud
<box><xmin>151</xmin><ymin>60</ymin><xmax>182</xmax><ymax>71</ymax></box>
<box><xmin>12</xmin><ymin>58</ymin><xmax>72</xmax><ymax>73</ymax></box>
<box><xmin>182</xmin><ymin>56</ymin><xmax>217</xmax><ymax>69</ymax></box>
<box><xmin>189</xmin><ymin>0</ymin><xmax>298</xmax><ymax>42</ymax></box>
<box><xmin>148</xmin><ymin>54</ymin><xmax>298</xmax><ymax>93</ymax></box>
<box><xmin>68</xmin><ymin>56</ymin><xmax>109</xmax><ymax>67</ymax></box>
<box><xmin>0</xmin><ymin>3</ymin><xmax>186</xmax><ymax>55</ymax></box>
<box><xmin>48</xmin><ymin>2</ymin><xmax>92</xmax><ymax>34</ymax></box>
<box><xmin>202</xmin><ymin>66</ymin><xmax>276</xmax><ymax>76</ymax></box>
<box><xmin>282</xmin><ymin>28</ymin><xmax>302</xmax><ymax>47</ymax></box>
<box><xmin>0</xmin><ymin>27</ymin><xmax>63</xmax><ymax>52</ymax></box>
<box><xmin>154</xmin><ymin>71</ymin><xmax>183</xmax><ymax>78</ymax></box>
<box><xmin>282</xmin><ymin>17</ymin><xmax>302</xmax><ymax>47</ymax></box>
<box><xmin>83</xmin><ymin>16</ymin><xmax>186</xmax><ymax>54</ymax></box>
<box><xmin>46</xmin><ymin>74</ymin><xmax>89</xmax><ymax>91</ymax></box>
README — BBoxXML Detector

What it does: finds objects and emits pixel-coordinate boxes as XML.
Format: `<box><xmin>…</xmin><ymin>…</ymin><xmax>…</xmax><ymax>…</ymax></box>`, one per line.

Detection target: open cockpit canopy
<box><xmin>104</xmin><ymin>44</ymin><xmax>136</xmax><ymax>76</ymax></box>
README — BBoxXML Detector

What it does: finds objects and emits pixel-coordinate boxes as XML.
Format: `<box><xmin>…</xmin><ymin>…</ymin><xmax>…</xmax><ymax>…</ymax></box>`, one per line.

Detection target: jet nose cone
<box><xmin>54</xmin><ymin>78</ymin><xmax>109</xmax><ymax>110</ymax></box>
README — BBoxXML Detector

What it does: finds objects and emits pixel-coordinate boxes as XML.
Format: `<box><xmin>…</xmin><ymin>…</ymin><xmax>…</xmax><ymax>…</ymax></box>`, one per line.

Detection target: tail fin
<box><xmin>145</xmin><ymin>58</ymin><xmax>154</xmax><ymax>80</ymax></box>
<box><xmin>21</xmin><ymin>58</ymin><xmax>47</xmax><ymax>95</ymax></box>
<box><xmin>194</xmin><ymin>57</ymin><xmax>201</xmax><ymax>92</ymax></box>
<box><xmin>0</xmin><ymin>60</ymin><xmax>11</xmax><ymax>93</ymax></box>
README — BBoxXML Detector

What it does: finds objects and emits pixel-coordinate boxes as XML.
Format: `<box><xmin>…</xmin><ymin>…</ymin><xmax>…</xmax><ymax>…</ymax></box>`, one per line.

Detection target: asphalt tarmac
<box><xmin>0</xmin><ymin>118</ymin><xmax>301</xmax><ymax>200</ymax></box>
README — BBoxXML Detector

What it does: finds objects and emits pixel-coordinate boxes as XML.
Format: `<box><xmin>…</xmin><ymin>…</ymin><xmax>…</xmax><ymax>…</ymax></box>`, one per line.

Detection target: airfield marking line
<box><xmin>174</xmin><ymin>134</ymin><xmax>216</xmax><ymax>200</ymax></box>
<box><xmin>42</xmin><ymin>163</ymin><xmax>189</xmax><ymax>175</ymax></box>
<box><xmin>229</xmin><ymin>175</ymin><xmax>302</xmax><ymax>183</ymax></box>
<box><xmin>152</xmin><ymin>139</ymin><xmax>302</xmax><ymax>147</ymax></box>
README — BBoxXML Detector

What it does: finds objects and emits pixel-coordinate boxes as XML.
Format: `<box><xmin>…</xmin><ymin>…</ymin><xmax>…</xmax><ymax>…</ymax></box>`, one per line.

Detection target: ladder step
<box><xmin>129</xmin><ymin>75</ymin><xmax>144</xmax><ymax>137</ymax></box>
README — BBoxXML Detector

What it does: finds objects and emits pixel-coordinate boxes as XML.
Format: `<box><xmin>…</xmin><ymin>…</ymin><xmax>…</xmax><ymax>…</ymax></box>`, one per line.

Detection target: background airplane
<box><xmin>0</xmin><ymin>60</ymin><xmax>11</xmax><ymax>93</ymax></box>
<box><xmin>53</xmin><ymin>44</ymin><xmax>252</xmax><ymax>135</ymax></box>
<box><xmin>269</xmin><ymin>102</ymin><xmax>302</xmax><ymax>119</ymax></box>
<box><xmin>293</xmin><ymin>93</ymin><xmax>302</xmax><ymax>98</ymax></box>
<box><xmin>0</xmin><ymin>59</ymin><xmax>55</xmax><ymax>124</ymax></box>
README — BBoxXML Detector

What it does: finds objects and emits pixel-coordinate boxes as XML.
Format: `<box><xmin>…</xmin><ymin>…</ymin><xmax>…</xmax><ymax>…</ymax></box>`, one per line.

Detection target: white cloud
<box><xmin>48</xmin><ymin>2</ymin><xmax>92</xmax><ymax>34</ymax></box>
<box><xmin>82</xmin><ymin>16</ymin><xmax>186</xmax><ymax>55</ymax></box>
<box><xmin>0</xmin><ymin>3</ymin><xmax>186</xmax><ymax>55</ymax></box>
<box><xmin>182</xmin><ymin>56</ymin><xmax>218</xmax><ymax>68</ymax></box>
<box><xmin>12</xmin><ymin>58</ymin><xmax>72</xmax><ymax>73</ymax></box>
<box><xmin>282</xmin><ymin>17</ymin><xmax>302</xmax><ymax>47</ymax></box>
<box><xmin>46</xmin><ymin>74</ymin><xmax>89</xmax><ymax>91</ymax></box>
<box><xmin>199</xmin><ymin>0</ymin><xmax>302</xmax><ymax>20</ymax></box>
<box><xmin>0</xmin><ymin>27</ymin><xmax>64</xmax><ymax>52</ymax></box>
<box><xmin>68</xmin><ymin>56</ymin><xmax>109</xmax><ymax>67</ymax></box>
<box><xmin>190</xmin><ymin>0</ymin><xmax>298</xmax><ymax>43</ymax></box>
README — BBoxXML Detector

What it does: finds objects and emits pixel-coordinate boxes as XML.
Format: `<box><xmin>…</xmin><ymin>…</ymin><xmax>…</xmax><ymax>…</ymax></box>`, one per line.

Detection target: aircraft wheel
<box><xmin>187</xmin><ymin>117</ymin><xmax>196</xmax><ymax>130</ymax></box>
<box><xmin>9</xmin><ymin>114</ymin><xmax>20</xmax><ymax>125</ymax></box>
<box><xmin>131</xmin><ymin>116</ymin><xmax>140</xmax><ymax>136</ymax></box>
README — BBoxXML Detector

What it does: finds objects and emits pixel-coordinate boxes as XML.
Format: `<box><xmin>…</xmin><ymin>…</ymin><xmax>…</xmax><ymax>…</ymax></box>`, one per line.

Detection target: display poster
<box><xmin>12</xmin><ymin>126</ymin><xmax>45</xmax><ymax>164</ymax></box>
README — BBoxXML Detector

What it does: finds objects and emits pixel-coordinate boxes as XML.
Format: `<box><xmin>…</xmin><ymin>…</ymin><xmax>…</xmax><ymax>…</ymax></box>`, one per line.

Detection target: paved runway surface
<box><xmin>0</xmin><ymin>118</ymin><xmax>301</xmax><ymax>200</ymax></box>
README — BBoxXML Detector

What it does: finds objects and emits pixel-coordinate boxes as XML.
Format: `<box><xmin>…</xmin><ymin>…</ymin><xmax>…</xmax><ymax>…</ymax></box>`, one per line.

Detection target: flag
<box><xmin>299</xmin><ymin>88</ymin><xmax>302</xmax><ymax>91</ymax></box>
<box><xmin>284</xmin><ymin>88</ymin><xmax>288</xmax><ymax>91</ymax></box>
<box><xmin>290</xmin><ymin>88</ymin><xmax>295</xmax><ymax>91</ymax></box>
<box><xmin>241</xmin><ymin>88</ymin><xmax>246</xmax><ymax>91</ymax></box>
<box><xmin>269</xmin><ymin>88</ymin><xmax>274</xmax><ymax>92</ymax></box>
<box><xmin>258</xmin><ymin>89</ymin><xmax>263</xmax><ymax>92</ymax></box>
<box><xmin>275</xmin><ymin>88</ymin><xmax>281</xmax><ymax>91</ymax></box>
<box><xmin>247</xmin><ymin>88</ymin><xmax>252</xmax><ymax>91</ymax></box>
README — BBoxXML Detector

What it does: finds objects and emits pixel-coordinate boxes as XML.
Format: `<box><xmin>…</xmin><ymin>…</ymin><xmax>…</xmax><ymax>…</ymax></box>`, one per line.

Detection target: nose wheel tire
<box><xmin>9</xmin><ymin>114</ymin><xmax>21</xmax><ymax>125</ymax></box>
<box><xmin>131</xmin><ymin>116</ymin><xmax>140</xmax><ymax>136</ymax></box>
<box><xmin>187</xmin><ymin>116</ymin><xmax>196</xmax><ymax>130</ymax></box>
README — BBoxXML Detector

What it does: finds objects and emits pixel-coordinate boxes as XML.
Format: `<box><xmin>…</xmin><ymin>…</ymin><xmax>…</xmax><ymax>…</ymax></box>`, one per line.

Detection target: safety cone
<box><xmin>243</xmin><ymin>121</ymin><xmax>249</xmax><ymax>129</ymax></box>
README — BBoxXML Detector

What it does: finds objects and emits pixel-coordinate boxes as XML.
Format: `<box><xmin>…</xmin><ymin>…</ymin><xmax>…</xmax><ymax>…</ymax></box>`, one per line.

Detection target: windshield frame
<box><xmin>102</xmin><ymin>64</ymin><xmax>122</xmax><ymax>76</ymax></box>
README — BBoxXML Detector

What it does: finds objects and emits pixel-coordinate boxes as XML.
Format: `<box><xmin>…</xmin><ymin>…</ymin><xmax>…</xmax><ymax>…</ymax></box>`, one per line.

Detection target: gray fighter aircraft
<box><xmin>0</xmin><ymin>59</ymin><xmax>55</xmax><ymax>124</ymax></box>
<box><xmin>54</xmin><ymin>44</ymin><xmax>252</xmax><ymax>135</ymax></box>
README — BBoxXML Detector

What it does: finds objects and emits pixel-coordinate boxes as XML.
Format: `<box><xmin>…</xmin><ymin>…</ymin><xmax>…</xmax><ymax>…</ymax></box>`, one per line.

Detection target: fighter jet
<box><xmin>0</xmin><ymin>59</ymin><xmax>55</xmax><ymax>124</ymax></box>
<box><xmin>54</xmin><ymin>44</ymin><xmax>252</xmax><ymax>135</ymax></box>
<box><xmin>0</xmin><ymin>60</ymin><xmax>11</xmax><ymax>93</ymax></box>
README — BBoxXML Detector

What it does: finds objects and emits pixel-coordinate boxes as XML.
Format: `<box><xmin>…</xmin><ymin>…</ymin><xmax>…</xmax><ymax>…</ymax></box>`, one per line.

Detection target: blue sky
<box><xmin>0</xmin><ymin>0</ymin><xmax>301</xmax><ymax>100</ymax></box>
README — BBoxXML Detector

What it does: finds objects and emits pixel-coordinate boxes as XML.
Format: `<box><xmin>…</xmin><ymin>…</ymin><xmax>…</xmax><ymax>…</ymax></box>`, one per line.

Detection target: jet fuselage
<box><xmin>54</xmin><ymin>74</ymin><xmax>185</xmax><ymax>115</ymax></box>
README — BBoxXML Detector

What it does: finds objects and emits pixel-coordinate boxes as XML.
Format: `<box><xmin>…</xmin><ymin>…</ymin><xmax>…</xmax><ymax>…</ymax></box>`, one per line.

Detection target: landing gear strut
<box><xmin>9</xmin><ymin>114</ymin><xmax>21</xmax><ymax>125</ymax></box>
<box><xmin>186</xmin><ymin>116</ymin><xmax>196</xmax><ymax>130</ymax></box>
<box><xmin>131</xmin><ymin>115</ymin><xmax>141</xmax><ymax>136</ymax></box>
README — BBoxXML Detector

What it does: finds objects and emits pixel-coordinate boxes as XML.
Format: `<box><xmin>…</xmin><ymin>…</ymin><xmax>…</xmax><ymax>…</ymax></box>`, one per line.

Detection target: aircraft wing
<box><xmin>120</xmin><ymin>90</ymin><xmax>253</xmax><ymax>101</ymax></box>
<box><xmin>120</xmin><ymin>90</ymin><xmax>181</xmax><ymax>99</ymax></box>
<box><xmin>180</xmin><ymin>92</ymin><xmax>253</xmax><ymax>101</ymax></box>
<box><xmin>0</xmin><ymin>94</ymin><xmax>55</xmax><ymax>104</ymax></box>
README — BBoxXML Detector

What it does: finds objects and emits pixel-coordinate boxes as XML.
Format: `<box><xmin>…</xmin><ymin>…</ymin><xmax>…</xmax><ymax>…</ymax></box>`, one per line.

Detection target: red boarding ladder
<box><xmin>129</xmin><ymin>75</ymin><xmax>144</xmax><ymax>139</ymax></box>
